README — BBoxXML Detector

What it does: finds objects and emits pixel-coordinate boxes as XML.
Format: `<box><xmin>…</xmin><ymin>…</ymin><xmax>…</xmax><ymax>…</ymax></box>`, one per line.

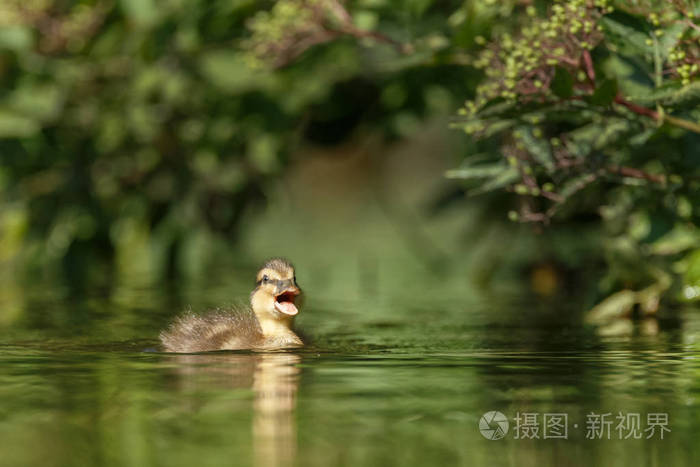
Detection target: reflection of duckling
<box><xmin>160</xmin><ymin>258</ymin><xmax>303</xmax><ymax>352</ymax></box>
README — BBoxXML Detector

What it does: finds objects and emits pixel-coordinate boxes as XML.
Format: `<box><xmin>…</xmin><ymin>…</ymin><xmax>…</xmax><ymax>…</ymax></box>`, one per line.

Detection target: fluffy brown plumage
<box><xmin>160</xmin><ymin>258</ymin><xmax>303</xmax><ymax>353</ymax></box>
<box><xmin>159</xmin><ymin>309</ymin><xmax>264</xmax><ymax>353</ymax></box>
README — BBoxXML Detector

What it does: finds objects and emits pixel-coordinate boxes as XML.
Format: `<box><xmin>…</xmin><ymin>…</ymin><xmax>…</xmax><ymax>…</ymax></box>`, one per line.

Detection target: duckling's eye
<box><xmin>262</xmin><ymin>275</ymin><xmax>269</xmax><ymax>283</ymax></box>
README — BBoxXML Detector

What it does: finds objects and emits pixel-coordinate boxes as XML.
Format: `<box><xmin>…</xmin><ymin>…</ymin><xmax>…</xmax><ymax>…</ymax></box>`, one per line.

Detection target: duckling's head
<box><xmin>250</xmin><ymin>258</ymin><xmax>301</xmax><ymax>327</ymax></box>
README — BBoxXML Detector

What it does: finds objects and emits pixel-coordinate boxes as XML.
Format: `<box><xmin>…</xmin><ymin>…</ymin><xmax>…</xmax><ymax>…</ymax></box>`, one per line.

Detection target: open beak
<box><xmin>274</xmin><ymin>286</ymin><xmax>301</xmax><ymax>316</ymax></box>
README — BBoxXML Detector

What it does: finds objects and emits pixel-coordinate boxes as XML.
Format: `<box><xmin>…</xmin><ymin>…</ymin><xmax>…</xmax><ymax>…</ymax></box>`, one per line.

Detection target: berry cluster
<box><xmin>649</xmin><ymin>5</ymin><xmax>700</xmax><ymax>85</ymax></box>
<box><xmin>463</xmin><ymin>0</ymin><xmax>613</xmax><ymax>118</ymax></box>
<box><xmin>0</xmin><ymin>0</ymin><xmax>107</xmax><ymax>54</ymax></box>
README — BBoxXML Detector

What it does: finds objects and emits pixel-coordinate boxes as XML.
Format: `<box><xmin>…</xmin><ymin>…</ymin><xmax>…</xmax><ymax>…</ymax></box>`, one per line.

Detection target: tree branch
<box><xmin>614</xmin><ymin>95</ymin><xmax>700</xmax><ymax>134</ymax></box>
<box><xmin>607</xmin><ymin>165</ymin><xmax>666</xmax><ymax>184</ymax></box>
<box><xmin>582</xmin><ymin>49</ymin><xmax>596</xmax><ymax>82</ymax></box>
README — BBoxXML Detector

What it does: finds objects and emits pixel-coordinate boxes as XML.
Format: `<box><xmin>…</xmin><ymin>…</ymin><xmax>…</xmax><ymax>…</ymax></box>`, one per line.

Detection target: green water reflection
<box><xmin>1</xmin><ymin>287</ymin><xmax>699</xmax><ymax>467</ymax></box>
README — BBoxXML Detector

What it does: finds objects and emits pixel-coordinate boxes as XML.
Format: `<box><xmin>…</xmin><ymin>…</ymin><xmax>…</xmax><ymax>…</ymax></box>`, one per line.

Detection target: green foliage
<box><xmin>0</xmin><ymin>0</ymin><xmax>479</xmax><ymax>285</ymax></box>
<box><xmin>1</xmin><ymin>0</ymin><xmax>296</xmax><ymax>283</ymax></box>
<box><xmin>4</xmin><ymin>0</ymin><xmax>699</xmax><ymax>314</ymax></box>
<box><xmin>449</xmin><ymin>0</ymin><xmax>700</xmax><ymax>310</ymax></box>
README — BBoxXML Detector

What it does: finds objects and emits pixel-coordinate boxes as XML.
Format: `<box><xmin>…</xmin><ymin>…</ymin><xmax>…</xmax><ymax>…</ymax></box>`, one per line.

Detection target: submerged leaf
<box><xmin>685</xmin><ymin>249</ymin><xmax>700</xmax><ymax>286</ymax></box>
<box><xmin>585</xmin><ymin>290</ymin><xmax>637</xmax><ymax>324</ymax></box>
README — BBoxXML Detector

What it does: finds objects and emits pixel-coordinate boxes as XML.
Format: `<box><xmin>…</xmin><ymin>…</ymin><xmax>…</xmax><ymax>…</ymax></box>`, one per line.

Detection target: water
<box><xmin>1</xmin><ymin>279</ymin><xmax>699</xmax><ymax>467</ymax></box>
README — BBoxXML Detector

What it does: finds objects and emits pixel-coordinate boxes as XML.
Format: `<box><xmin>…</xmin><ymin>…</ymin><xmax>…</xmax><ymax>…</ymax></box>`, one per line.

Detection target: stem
<box><xmin>343</xmin><ymin>27</ymin><xmax>411</xmax><ymax>53</ymax></box>
<box><xmin>614</xmin><ymin>95</ymin><xmax>658</xmax><ymax>119</ymax></box>
<box><xmin>541</xmin><ymin>190</ymin><xmax>564</xmax><ymax>202</ymax></box>
<box><xmin>653</xmin><ymin>35</ymin><xmax>663</xmax><ymax>88</ymax></box>
<box><xmin>664</xmin><ymin>114</ymin><xmax>700</xmax><ymax>133</ymax></box>
<box><xmin>326</xmin><ymin>0</ymin><xmax>411</xmax><ymax>54</ymax></box>
<box><xmin>582</xmin><ymin>49</ymin><xmax>596</xmax><ymax>82</ymax></box>
<box><xmin>608</xmin><ymin>165</ymin><xmax>666</xmax><ymax>184</ymax></box>
<box><xmin>684</xmin><ymin>19</ymin><xmax>700</xmax><ymax>33</ymax></box>
<box><xmin>614</xmin><ymin>95</ymin><xmax>700</xmax><ymax>134</ymax></box>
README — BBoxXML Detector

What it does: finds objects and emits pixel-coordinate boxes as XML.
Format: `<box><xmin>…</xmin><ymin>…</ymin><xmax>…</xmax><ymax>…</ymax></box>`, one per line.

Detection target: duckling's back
<box><xmin>160</xmin><ymin>308</ymin><xmax>264</xmax><ymax>353</ymax></box>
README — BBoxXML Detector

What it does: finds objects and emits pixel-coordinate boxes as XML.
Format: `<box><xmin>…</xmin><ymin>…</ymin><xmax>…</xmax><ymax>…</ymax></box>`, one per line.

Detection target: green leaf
<box><xmin>626</xmin><ymin>82</ymin><xmax>700</xmax><ymax>109</ymax></box>
<box><xmin>625</xmin><ymin>82</ymin><xmax>683</xmax><ymax>104</ymax></box>
<box><xmin>119</xmin><ymin>0</ymin><xmax>159</xmax><ymax>26</ymax></box>
<box><xmin>6</xmin><ymin>84</ymin><xmax>63</xmax><ymax>122</ymax></box>
<box><xmin>517</xmin><ymin>126</ymin><xmax>554</xmax><ymax>172</ymax></box>
<box><xmin>558</xmin><ymin>173</ymin><xmax>597</xmax><ymax>199</ymax></box>
<box><xmin>585</xmin><ymin>290</ymin><xmax>637</xmax><ymax>324</ymax></box>
<box><xmin>468</xmin><ymin>167</ymin><xmax>519</xmax><ymax>195</ymax></box>
<box><xmin>199</xmin><ymin>51</ymin><xmax>269</xmax><ymax>93</ymax></box>
<box><xmin>593</xmin><ymin>118</ymin><xmax>630</xmax><ymax>150</ymax></box>
<box><xmin>0</xmin><ymin>110</ymin><xmax>40</xmax><ymax>138</ymax></box>
<box><xmin>445</xmin><ymin>163</ymin><xmax>509</xmax><ymax>180</ymax></box>
<box><xmin>643</xmin><ymin>212</ymin><xmax>676</xmax><ymax>244</ymax></box>
<box><xmin>407</xmin><ymin>0</ymin><xmax>432</xmax><ymax>17</ymax></box>
<box><xmin>601</xmin><ymin>55</ymin><xmax>653</xmax><ymax>99</ymax></box>
<box><xmin>685</xmin><ymin>249</ymin><xmax>700</xmax><ymax>286</ymax></box>
<box><xmin>249</xmin><ymin>133</ymin><xmax>280</xmax><ymax>174</ymax></box>
<box><xmin>0</xmin><ymin>26</ymin><xmax>33</xmax><ymax>51</ymax></box>
<box><xmin>600</xmin><ymin>16</ymin><xmax>649</xmax><ymax>54</ymax></box>
<box><xmin>475</xmin><ymin>99</ymin><xmax>515</xmax><ymax>118</ymax></box>
<box><xmin>354</xmin><ymin>11</ymin><xmax>379</xmax><ymax>31</ymax></box>
<box><xmin>660</xmin><ymin>81</ymin><xmax>700</xmax><ymax>106</ymax></box>
<box><xmin>482</xmin><ymin>119</ymin><xmax>516</xmax><ymax>137</ymax></box>
<box><xmin>566</xmin><ymin>123</ymin><xmax>602</xmax><ymax>157</ymax></box>
<box><xmin>589</xmin><ymin>78</ymin><xmax>618</xmax><ymax>106</ymax></box>
<box><xmin>550</xmin><ymin>67</ymin><xmax>573</xmax><ymax>99</ymax></box>
<box><xmin>650</xmin><ymin>225</ymin><xmax>700</xmax><ymax>255</ymax></box>
<box><xmin>628</xmin><ymin>128</ymin><xmax>656</xmax><ymax>146</ymax></box>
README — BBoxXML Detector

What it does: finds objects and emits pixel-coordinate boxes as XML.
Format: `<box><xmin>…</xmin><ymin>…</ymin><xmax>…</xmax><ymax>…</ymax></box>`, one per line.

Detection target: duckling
<box><xmin>160</xmin><ymin>258</ymin><xmax>303</xmax><ymax>352</ymax></box>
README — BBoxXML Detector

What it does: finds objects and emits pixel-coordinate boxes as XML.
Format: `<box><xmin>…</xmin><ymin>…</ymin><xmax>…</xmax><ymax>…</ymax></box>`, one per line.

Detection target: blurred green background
<box><xmin>0</xmin><ymin>0</ymin><xmax>570</xmax><ymax>312</ymax></box>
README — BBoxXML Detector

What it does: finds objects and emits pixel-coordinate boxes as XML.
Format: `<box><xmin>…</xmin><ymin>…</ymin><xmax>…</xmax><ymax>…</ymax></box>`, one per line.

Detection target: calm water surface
<box><xmin>1</xmin><ymin>283</ymin><xmax>699</xmax><ymax>467</ymax></box>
